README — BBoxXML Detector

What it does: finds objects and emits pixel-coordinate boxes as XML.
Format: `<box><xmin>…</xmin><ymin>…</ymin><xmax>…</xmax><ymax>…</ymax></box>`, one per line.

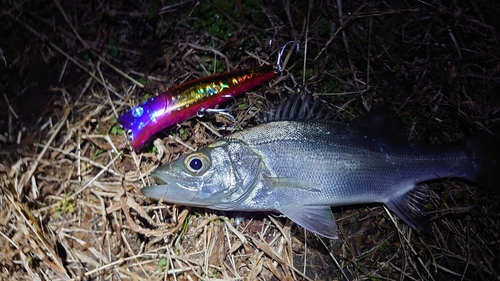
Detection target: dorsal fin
<box><xmin>263</xmin><ymin>94</ymin><xmax>336</xmax><ymax>122</ymax></box>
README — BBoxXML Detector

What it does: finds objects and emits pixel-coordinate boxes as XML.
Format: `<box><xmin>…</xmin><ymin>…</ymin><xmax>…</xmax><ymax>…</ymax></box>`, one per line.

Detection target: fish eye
<box><xmin>184</xmin><ymin>153</ymin><xmax>210</xmax><ymax>174</ymax></box>
<box><xmin>189</xmin><ymin>158</ymin><xmax>203</xmax><ymax>170</ymax></box>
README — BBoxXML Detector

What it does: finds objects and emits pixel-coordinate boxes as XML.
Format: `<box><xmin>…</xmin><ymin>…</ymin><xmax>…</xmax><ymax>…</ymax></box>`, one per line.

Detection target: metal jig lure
<box><xmin>118</xmin><ymin>41</ymin><xmax>298</xmax><ymax>151</ymax></box>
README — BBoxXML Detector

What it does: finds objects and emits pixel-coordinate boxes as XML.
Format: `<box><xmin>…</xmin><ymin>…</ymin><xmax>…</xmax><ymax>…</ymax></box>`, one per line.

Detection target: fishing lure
<box><xmin>118</xmin><ymin>64</ymin><xmax>277</xmax><ymax>150</ymax></box>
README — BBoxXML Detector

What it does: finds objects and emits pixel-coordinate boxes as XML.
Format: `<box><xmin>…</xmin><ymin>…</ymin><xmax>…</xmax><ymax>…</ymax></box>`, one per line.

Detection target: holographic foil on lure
<box><xmin>118</xmin><ymin>65</ymin><xmax>276</xmax><ymax>150</ymax></box>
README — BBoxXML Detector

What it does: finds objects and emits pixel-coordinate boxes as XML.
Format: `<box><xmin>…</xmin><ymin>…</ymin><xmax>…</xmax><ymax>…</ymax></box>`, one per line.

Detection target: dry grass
<box><xmin>1</xmin><ymin>0</ymin><xmax>499</xmax><ymax>280</ymax></box>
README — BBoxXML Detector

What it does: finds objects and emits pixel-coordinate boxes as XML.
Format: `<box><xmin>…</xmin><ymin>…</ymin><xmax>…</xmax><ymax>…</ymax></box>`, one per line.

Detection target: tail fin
<box><xmin>468</xmin><ymin>129</ymin><xmax>500</xmax><ymax>192</ymax></box>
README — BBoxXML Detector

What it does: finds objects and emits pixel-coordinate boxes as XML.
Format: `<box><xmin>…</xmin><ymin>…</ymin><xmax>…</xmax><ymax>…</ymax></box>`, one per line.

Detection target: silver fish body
<box><xmin>143</xmin><ymin>102</ymin><xmax>499</xmax><ymax>238</ymax></box>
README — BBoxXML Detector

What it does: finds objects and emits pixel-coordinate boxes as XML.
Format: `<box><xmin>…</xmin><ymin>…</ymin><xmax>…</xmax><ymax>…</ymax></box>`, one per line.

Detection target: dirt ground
<box><xmin>1</xmin><ymin>0</ymin><xmax>499</xmax><ymax>280</ymax></box>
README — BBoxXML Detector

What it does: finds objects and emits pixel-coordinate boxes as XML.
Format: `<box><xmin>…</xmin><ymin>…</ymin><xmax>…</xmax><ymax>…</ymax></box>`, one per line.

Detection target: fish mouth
<box><xmin>141</xmin><ymin>171</ymin><xmax>205</xmax><ymax>206</ymax></box>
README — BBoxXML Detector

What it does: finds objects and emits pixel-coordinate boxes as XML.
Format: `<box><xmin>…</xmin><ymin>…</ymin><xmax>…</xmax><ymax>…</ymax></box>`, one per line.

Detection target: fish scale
<box><xmin>142</xmin><ymin>97</ymin><xmax>500</xmax><ymax>239</ymax></box>
<box><xmin>230</xmin><ymin>120</ymin><xmax>472</xmax><ymax>206</ymax></box>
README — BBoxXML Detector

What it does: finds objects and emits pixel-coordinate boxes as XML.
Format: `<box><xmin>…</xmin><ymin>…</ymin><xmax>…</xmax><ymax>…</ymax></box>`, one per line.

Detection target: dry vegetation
<box><xmin>1</xmin><ymin>0</ymin><xmax>499</xmax><ymax>280</ymax></box>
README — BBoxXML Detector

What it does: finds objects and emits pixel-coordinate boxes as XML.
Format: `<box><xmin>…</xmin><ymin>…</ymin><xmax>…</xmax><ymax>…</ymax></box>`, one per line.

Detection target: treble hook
<box><xmin>197</xmin><ymin>95</ymin><xmax>237</xmax><ymax>130</ymax></box>
<box><xmin>275</xmin><ymin>40</ymin><xmax>300</xmax><ymax>73</ymax></box>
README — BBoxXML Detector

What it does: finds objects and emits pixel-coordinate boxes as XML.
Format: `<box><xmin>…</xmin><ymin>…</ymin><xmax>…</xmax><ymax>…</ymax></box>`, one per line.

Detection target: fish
<box><xmin>118</xmin><ymin>65</ymin><xmax>276</xmax><ymax>150</ymax></box>
<box><xmin>141</xmin><ymin>95</ymin><xmax>500</xmax><ymax>239</ymax></box>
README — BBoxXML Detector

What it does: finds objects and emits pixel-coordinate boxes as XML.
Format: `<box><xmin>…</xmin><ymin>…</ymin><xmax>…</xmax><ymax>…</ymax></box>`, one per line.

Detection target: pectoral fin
<box><xmin>264</xmin><ymin>175</ymin><xmax>321</xmax><ymax>192</ymax></box>
<box><xmin>279</xmin><ymin>205</ymin><xmax>339</xmax><ymax>239</ymax></box>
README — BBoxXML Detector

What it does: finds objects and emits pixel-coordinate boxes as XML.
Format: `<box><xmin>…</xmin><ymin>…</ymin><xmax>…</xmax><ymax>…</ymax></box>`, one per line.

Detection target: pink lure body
<box><xmin>118</xmin><ymin>65</ymin><xmax>276</xmax><ymax>150</ymax></box>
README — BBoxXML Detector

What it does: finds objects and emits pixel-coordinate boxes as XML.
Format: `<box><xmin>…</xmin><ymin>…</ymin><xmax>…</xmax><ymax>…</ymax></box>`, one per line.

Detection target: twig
<box><xmin>314</xmin><ymin>3</ymin><xmax>368</xmax><ymax>61</ymax></box>
<box><xmin>52</xmin><ymin>0</ymin><xmax>87</xmax><ymax>48</ymax></box>
<box><xmin>337</xmin><ymin>0</ymin><xmax>360</xmax><ymax>89</ymax></box>
<box><xmin>33</xmin><ymin>143</ymin><xmax>123</xmax><ymax>177</ymax></box>
<box><xmin>96</xmin><ymin>60</ymin><xmax>121</xmax><ymax>120</ymax></box>
<box><xmin>186</xmin><ymin>43</ymin><xmax>231</xmax><ymax>71</ymax></box>
<box><xmin>8</xmin><ymin>13</ymin><xmax>122</xmax><ymax>97</ymax></box>
<box><xmin>302</xmin><ymin>0</ymin><xmax>312</xmax><ymax>86</ymax></box>
<box><xmin>69</xmin><ymin>152</ymin><xmax>122</xmax><ymax>200</ymax></box>
<box><xmin>20</xmin><ymin>106</ymin><xmax>70</xmax><ymax>196</ymax></box>
<box><xmin>91</xmin><ymin>51</ymin><xmax>145</xmax><ymax>89</ymax></box>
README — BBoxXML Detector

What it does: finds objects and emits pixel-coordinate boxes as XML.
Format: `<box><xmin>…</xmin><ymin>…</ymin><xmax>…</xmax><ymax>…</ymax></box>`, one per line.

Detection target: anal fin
<box><xmin>279</xmin><ymin>205</ymin><xmax>339</xmax><ymax>239</ymax></box>
<box><xmin>385</xmin><ymin>184</ymin><xmax>430</xmax><ymax>230</ymax></box>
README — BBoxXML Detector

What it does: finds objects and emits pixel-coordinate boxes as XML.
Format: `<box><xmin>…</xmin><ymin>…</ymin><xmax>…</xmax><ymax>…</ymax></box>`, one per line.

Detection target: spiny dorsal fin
<box><xmin>263</xmin><ymin>94</ymin><xmax>336</xmax><ymax>123</ymax></box>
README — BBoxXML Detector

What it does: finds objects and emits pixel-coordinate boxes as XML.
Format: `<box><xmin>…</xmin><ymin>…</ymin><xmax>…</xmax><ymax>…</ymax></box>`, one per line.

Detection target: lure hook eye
<box><xmin>184</xmin><ymin>152</ymin><xmax>211</xmax><ymax>174</ymax></box>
